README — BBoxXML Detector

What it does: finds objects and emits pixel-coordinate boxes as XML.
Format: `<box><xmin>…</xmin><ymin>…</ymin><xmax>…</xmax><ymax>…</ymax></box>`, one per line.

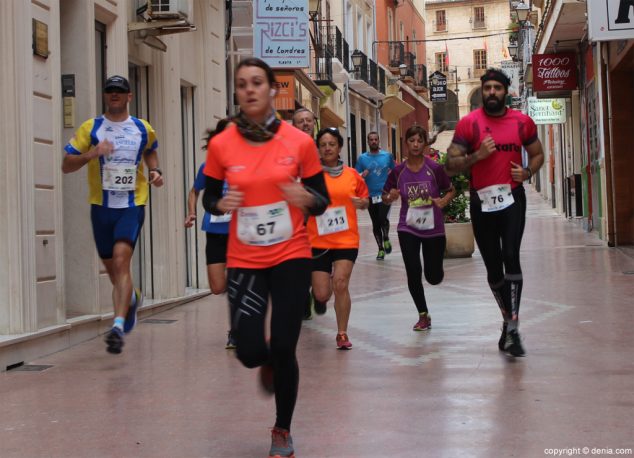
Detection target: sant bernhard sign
<box><xmin>532</xmin><ymin>53</ymin><xmax>578</xmax><ymax>92</ymax></box>
<box><xmin>429</xmin><ymin>71</ymin><xmax>447</xmax><ymax>102</ymax></box>
<box><xmin>527</xmin><ymin>97</ymin><xmax>566</xmax><ymax>124</ymax></box>
<box><xmin>588</xmin><ymin>0</ymin><xmax>634</xmax><ymax>41</ymax></box>
<box><xmin>253</xmin><ymin>0</ymin><xmax>309</xmax><ymax>68</ymax></box>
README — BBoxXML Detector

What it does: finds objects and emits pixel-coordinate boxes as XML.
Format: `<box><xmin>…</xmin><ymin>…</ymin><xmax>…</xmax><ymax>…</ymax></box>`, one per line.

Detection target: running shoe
<box><xmin>376</xmin><ymin>249</ymin><xmax>385</xmax><ymax>260</ymax></box>
<box><xmin>124</xmin><ymin>288</ymin><xmax>142</xmax><ymax>334</ymax></box>
<box><xmin>336</xmin><ymin>332</ymin><xmax>352</xmax><ymax>350</ymax></box>
<box><xmin>105</xmin><ymin>327</ymin><xmax>124</xmax><ymax>354</ymax></box>
<box><xmin>504</xmin><ymin>329</ymin><xmax>526</xmax><ymax>357</ymax></box>
<box><xmin>313</xmin><ymin>291</ymin><xmax>327</xmax><ymax>315</ymax></box>
<box><xmin>268</xmin><ymin>427</ymin><xmax>295</xmax><ymax>458</ymax></box>
<box><xmin>498</xmin><ymin>321</ymin><xmax>508</xmax><ymax>351</ymax></box>
<box><xmin>413</xmin><ymin>312</ymin><xmax>431</xmax><ymax>331</ymax></box>
<box><xmin>259</xmin><ymin>363</ymin><xmax>275</xmax><ymax>396</ymax></box>
<box><xmin>384</xmin><ymin>240</ymin><xmax>393</xmax><ymax>254</ymax></box>
<box><xmin>225</xmin><ymin>331</ymin><xmax>237</xmax><ymax>350</ymax></box>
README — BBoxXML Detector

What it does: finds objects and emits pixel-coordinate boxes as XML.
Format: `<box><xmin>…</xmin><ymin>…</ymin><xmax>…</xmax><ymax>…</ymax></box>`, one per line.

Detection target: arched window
<box><xmin>470</xmin><ymin>88</ymin><xmax>482</xmax><ymax>112</ymax></box>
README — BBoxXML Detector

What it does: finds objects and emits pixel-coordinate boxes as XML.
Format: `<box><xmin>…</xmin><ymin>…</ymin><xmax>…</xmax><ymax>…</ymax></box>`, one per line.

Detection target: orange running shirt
<box><xmin>204</xmin><ymin>123</ymin><xmax>323</xmax><ymax>269</ymax></box>
<box><xmin>306</xmin><ymin>166</ymin><xmax>369</xmax><ymax>249</ymax></box>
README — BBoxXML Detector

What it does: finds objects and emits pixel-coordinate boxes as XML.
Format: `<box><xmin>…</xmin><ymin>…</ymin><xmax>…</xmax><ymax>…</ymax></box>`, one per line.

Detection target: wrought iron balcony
<box><xmin>389</xmin><ymin>42</ymin><xmax>404</xmax><ymax>68</ymax></box>
<box><xmin>415</xmin><ymin>64</ymin><xmax>428</xmax><ymax>88</ymax></box>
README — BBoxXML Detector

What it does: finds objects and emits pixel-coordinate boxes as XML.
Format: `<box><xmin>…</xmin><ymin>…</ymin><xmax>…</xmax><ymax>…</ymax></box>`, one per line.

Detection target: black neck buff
<box><xmin>233</xmin><ymin>110</ymin><xmax>281</xmax><ymax>142</ymax></box>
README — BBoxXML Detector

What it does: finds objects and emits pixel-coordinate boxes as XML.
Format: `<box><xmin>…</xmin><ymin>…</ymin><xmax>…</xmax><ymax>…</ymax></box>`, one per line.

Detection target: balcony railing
<box><xmin>369</xmin><ymin>59</ymin><xmax>378</xmax><ymax>90</ymax></box>
<box><xmin>320</xmin><ymin>25</ymin><xmax>347</xmax><ymax>71</ymax></box>
<box><xmin>389</xmin><ymin>42</ymin><xmax>404</xmax><ymax>68</ymax></box>
<box><xmin>309</xmin><ymin>45</ymin><xmax>334</xmax><ymax>83</ymax></box>
<box><xmin>352</xmin><ymin>50</ymin><xmax>369</xmax><ymax>84</ymax></box>
<box><xmin>415</xmin><ymin>64</ymin><xmax>427</xmax><ymax>88</ymax></box>
<box><xmin>403</xmin><ymin>51</ymin><xmax>416</xmax><ymax>78</ymax></box>
<box><xmin>378</xmin><ymin>67</ymin><xmax>386</xmax><ymax>94</ymax></box>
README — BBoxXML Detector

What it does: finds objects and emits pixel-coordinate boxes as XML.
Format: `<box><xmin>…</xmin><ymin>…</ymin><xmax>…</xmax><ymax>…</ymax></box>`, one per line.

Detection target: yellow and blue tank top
<box><xmin>64</xmin><ymin>116</ymin><xmax>158</xmax><ymax>208</ymax></box>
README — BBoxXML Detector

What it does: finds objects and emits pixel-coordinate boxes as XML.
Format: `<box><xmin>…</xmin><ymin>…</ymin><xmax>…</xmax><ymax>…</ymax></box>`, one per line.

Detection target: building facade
<box><xmin>526</xmin><ymin>0</ymin><xmax>634</xmax><ymax>245</ymax></box>
<box><xmin>425</xmin><ymin>0</ymin><xmax>513</xmax><ymax>137</ymax></box>
<box><xmin>0</xmin><ymin>0</ymin><xmax>227</xmax><ymax>369</ymax></box>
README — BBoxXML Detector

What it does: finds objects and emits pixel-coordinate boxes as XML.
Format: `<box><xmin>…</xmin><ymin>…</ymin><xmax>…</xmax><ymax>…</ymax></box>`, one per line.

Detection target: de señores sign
<box><xmin>253</xmin><ymin>0</ymin><xmax>309</xmax><ymax>68</ymax></box>
<box><xmin>532</xmin><ymin>53</ymin><xmax>578</xmax><ymax>92</ymax></box>
<box><xmin>527</xmin><ymin>97</ymin><xmax>566</xmax><ymax>124</ymax></box>
<box><xmin>588</xmin><ymin>0</ymin><xmax>634</xmax><ymax>41</ymax></box>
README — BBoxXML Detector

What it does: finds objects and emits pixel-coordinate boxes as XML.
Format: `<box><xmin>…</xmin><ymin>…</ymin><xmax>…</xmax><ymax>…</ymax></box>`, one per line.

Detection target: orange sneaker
<box><xmin>413</xmin><ymin>312</ymin><xmax>431</xmax><ymax>331</ymax></box>
<box><xmin>336</xmin><ymin>332</ymin><xmax>352</xmax><ymax>350</ymax></box>
<box><xmin>268</xmin><ymin>427</ymin><xmax>295</xmax><ymax>458</ymax></box>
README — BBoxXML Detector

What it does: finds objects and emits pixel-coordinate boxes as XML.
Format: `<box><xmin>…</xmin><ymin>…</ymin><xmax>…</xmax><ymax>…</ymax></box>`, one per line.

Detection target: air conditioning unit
<box><xmin>145</xmin><ymin>0</ymin><xmax>191</xmax><ymax>20</ymax></box>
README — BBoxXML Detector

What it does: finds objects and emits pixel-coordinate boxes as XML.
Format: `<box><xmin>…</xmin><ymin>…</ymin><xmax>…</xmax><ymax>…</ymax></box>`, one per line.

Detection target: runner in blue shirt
<box><xmin>184</xmin><ymin>119</ymin><xmax>235</xmax><ymax>349</ymax></box>
<box><xmin>355</xmin><ymin>131</ymin><xmax>396</xmax><ymax>260</ymax></box>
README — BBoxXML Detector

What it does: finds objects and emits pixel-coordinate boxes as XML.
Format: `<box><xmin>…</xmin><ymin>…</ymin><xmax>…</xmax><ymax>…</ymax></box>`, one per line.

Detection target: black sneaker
<box><xmin>376</xmin><ymin>249</ymin><xmax>385</xmax><ymax>260</ymax></box>
<box><xmin>105</xmin><ymin>327</ymin><xmax>124</xmax><ymax>354</ymax></box>
<box><xmin>498</xmin><ymin>322</ymin><xmax>508</xmax><ymax>351</ymax></box>
<box><xmin>313</xmin><ymin>292</ymin><xmax>327</xmax><ymax>315</ymax></box>
<box><xmin>225</xmin><ymin>331</ymin><xmax>237</xmax><ymax>350</ymax></box>
<box><xmin>504</xmin><ymin>329</ymin><xmax>526</xmax><ymax>357</ymax></box>
<box><xmin>384</xmin><ymin>240</ymin><xmax>392</xmax><ymax>254</ymax></box>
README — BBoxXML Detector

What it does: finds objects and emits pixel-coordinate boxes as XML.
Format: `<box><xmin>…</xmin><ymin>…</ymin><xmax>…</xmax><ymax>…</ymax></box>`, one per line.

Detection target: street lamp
<box><xmin>514</xmin><ymin>2</ymin><xmax>531</xmax><ymax>24</ymax></box>
<box><xmin>351</xmin><ymin>49</ymin><xmax>363</xmax><ymax>69</ymax></box>
<box><xmin>308</xmin><ymin>0</ymin><xmax>319</xmax><ymax>18</ymax></box>
<box><xmin>398</xmin><ymin>63</ymin><xmax>408</xmax><ymax>78</ymax></box>
<box><xmin>508</xmin><ymin>42</ymin><xmax>518</xmax><ymax>60</ymax></box>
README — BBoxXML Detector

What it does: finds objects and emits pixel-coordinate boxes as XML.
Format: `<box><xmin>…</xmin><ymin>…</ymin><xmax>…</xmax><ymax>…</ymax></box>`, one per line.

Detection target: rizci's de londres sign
<box><xmin>253</xmin><ymin>0</ymin><xmax>309</xmax><ymax>69</ymax></box>
<box><xmin>532</xmin><ymin>53</ymin><xmax>578</xmax><ymax>92</ymax></box>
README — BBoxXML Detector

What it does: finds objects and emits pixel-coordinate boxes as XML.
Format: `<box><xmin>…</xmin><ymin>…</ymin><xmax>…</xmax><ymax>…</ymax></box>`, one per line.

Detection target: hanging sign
<box><xmin>588</xmin><ymin>0</ymin><xmax>634</xmax><ymax>41</ymax></box>
<box><xmin>501</xmin><ymin>60</ymin><xmax>522</xmax><ymax>108</ymax></box>
<box><xmin>429</xmin><ymin>71</ymin><xmax>447</xmax><ymax>102</ymax></box>
<box><xmin>527</xmin><ymin>97</ymin><xmax>566</xmax><ymax>124</ymax></box>
<box><xmin>532</xmin><ymin>53</ymin><xmax>578</xmax><ymax>92</ymax></box>
<box><xmin>253</xmin><ymin>0</ymin><xmax>309</xmax><ymax>69</ymax></box>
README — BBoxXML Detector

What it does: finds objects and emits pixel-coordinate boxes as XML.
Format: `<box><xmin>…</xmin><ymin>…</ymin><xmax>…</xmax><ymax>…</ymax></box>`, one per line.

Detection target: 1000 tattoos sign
<box><xmin>532</xmin><ymin>53</ymin><xmax>578</xmax><ymax>92</ymax></box>
<box><xmin>254</xmin><ymin>0</ymin><xmax>309</xmax><ymax>68</ymax></box>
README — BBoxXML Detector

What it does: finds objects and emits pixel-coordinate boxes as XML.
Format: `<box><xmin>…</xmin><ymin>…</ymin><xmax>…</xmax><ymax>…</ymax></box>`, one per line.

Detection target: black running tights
<box><xmin>368</xmin><ymin>201</ymin><xmax>391</xmax><ymax>250</ymax></box>
<box><xmin>470</xmin><ymin>186</ymin><xmax>526</xmax><ymax>319</ymax></box>
<box><xmin>397</xmin><ymin>231</ymin><xmax>446</xmax><ymax>314</ymax></box>
<box><xmin>227</xmin><ymin>258</ymin><xmax>311</xmax><ymax>431</ymax></box>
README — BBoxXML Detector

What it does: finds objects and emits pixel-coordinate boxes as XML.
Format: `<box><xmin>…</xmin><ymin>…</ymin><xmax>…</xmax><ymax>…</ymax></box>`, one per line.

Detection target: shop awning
<box><xmin>320</xmin><ymin>106</ymin><xmax>346</xmax><ymax>128</ymax></box>
<box><xmin>380</xmin><ymin>95</ymin><xmax>415</xmax><ymax>123</ymax></box>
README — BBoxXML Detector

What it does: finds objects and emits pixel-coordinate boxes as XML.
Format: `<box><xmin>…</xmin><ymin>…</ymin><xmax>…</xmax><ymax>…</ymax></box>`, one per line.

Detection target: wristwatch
<box><xmin>149</xmin><ymin>167</ymin><xmax>163</xmax><ymax>176</ymax></box>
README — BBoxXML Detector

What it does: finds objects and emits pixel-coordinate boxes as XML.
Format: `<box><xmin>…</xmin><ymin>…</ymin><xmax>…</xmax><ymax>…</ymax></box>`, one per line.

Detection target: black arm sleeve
<box><xmin>301</xmin><ymin>171</ymin><xmax>330</xmax><ymax>216</ymax></box>
<box><xmin>202</xmin><ymin>176</ymin><xmax>225</xmax><ymax>215</ymax></box>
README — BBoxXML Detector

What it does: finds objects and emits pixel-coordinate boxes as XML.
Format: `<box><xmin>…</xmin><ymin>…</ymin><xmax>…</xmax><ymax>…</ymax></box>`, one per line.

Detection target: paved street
<box><xmin>1</xmin><ymin>188</ymin><xmax>633</xmax><ymax>458</ymax></box>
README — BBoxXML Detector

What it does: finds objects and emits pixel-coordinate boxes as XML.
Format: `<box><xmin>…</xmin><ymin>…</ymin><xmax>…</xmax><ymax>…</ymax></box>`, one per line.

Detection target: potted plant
<box><xmin>437</xmin><ymin>152</ymin><xmax>475</xmax><ymax>258</ymax></box>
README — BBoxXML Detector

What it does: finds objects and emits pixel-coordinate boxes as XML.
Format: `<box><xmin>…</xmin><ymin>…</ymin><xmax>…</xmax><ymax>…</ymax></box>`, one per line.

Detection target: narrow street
<box><xmin>1</xmin><ymin>188</ymin><xmax>633</xmax><ymax>457</ymax></box>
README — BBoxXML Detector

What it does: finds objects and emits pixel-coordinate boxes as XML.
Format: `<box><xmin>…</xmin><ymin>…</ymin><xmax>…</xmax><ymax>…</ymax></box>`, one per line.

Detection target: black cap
<box><xmin>480</xmin><ymin>68</ymin><xmax>510</xmax><ymax>90</ymax></box>
<box><xmin>104</xmin><ymin>75</ymin><xmax>130</xmax><ymax>92</ymax></box>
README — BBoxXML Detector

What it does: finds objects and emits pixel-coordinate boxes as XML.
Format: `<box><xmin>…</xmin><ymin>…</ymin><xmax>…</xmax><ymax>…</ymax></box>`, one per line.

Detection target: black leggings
<box><xmin>227</xmin><ymin>258</ymin><xmax>311</xmax><ymax>431</ymax></box>
<box><xmin>470</xmin><ymin>186</ymin><xmax>526</xmax><ymax>319</ymax></box>
<box><xmin>368</xmin><ymin>201</ymin><xmax>391</xmax><ymax>250</ymax></box>
<box><xmin>397</xmin><ymin>231</ymin><xmax>446</xmax><ymax>314</ymax></box>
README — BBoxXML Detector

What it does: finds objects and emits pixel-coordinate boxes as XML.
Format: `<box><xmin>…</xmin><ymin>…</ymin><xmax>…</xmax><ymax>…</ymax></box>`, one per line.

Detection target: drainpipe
<box><xmin>602</xmin><ymin>42</ymin><xmax>617</xmax><ymax>246</ymax></box>
<box><xmin>344</xmin><ymin>0</ymin><xmax>352</xmax><ymax>166</ymax></box>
